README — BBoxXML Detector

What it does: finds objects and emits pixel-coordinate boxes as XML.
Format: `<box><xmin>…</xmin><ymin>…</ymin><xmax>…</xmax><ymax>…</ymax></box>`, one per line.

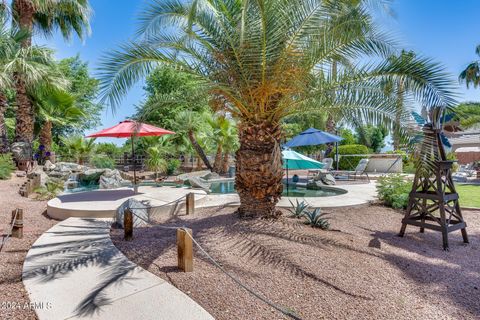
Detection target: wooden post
<box><xmin>124</xmin><ymin>209</ymin><xmax>133</xmax><ymax>241</ymax></box>
<box><xmin>186</xmin><ymin>193</ymin><xmax>195</xmax><ymax>215</ymax></box>
<box><xmin>11</xmin><ymin>209</ymin><xmax>23</xmax><ymax>239</ymax></box>
<box><xmin>177</xmin><ymin>228</ymin><xmax>193</xmax><ymax>272</ymax></box>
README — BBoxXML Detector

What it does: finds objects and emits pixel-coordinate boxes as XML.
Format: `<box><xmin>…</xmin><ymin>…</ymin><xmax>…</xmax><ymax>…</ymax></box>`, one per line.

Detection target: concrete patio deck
<box><xmin>47</xmin><ymin>186</ymin><xmax>207</xmax><ymax>220</ymax></box>
<box><xmin>22</xmin><ymin>217</ymin><xmax>214</xmax><ymax>320</ymax></box>
<box><xmin>197</xmin><ymin>181</ymin><xmax>378</xmax><ymax>209</ymax></box>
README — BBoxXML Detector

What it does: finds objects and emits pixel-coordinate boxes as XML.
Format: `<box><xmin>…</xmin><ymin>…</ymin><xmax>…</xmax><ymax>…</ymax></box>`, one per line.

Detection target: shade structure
<box><xmin>282</xmin><ymin>149</ymin><xmax>324</xmax><ymax>192</ymax></box>
<box><xmin>86</xmin><ymin>120</ymin><xmax>175</xmax><ymax>193</ymax></box>
<box><xmin>86</xmin><ymin>120</ymin><xmax>175</xmax><ymax>138</ymax></box>
<box><xmin>282</xmin><ymin>149</ymin><xmax>324</xmax><ymax>170</ymax></box>
<box><xmin>284</xmin><ymin>128</ymin><xmax>343</xmax><ymax>148</ymax></box>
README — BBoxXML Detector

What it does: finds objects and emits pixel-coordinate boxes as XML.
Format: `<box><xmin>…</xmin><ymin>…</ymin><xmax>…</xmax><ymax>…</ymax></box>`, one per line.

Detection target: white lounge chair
<box><xmin>332</xmin><ymin>158</ymin><xmax>370</xmax><ymax>181</ymax></box>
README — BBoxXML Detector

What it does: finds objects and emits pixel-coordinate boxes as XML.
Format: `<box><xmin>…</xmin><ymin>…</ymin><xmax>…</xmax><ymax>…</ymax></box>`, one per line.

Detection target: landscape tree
<box><xmin>33</xmin><ymin>88</ymin><xmax>85</xmax><ymax>153</ymax></box>
<box><xmin>459</xmin><ymin>45</ymin><xmax>480</xmax><ymax>89</ymax></box>
<box><xmin>99</xmin><ymin>0</ymin><xmax>457</xmax><ymax>218</ymax></box>
<box><xmin>53</xmin><ymin>56</ymin><xmax>103</xmax><ymax>140</ymax></box>
<box><xmin>9</xmin><ymin>0</ymin><xmax>91</xmax><ymax>145</ymax></box>
<box><xmin>0</xmin><ymin>15</ymin><xmax>68</xmax><ymax>152</ymax></box>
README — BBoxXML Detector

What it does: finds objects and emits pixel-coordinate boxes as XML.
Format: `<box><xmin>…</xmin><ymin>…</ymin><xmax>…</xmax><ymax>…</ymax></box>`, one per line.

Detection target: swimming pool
<box><xmin>209</xmin><ymin>180</ymin><xmax>347</xmax><ymax>197</ymax></box>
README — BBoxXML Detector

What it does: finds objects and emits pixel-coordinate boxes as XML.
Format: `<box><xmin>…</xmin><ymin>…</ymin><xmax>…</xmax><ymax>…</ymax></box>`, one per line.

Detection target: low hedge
<box><xmin>333</xmin><ymin>144</ymin><xmax>369</xmax><ymax>170</ymax></box>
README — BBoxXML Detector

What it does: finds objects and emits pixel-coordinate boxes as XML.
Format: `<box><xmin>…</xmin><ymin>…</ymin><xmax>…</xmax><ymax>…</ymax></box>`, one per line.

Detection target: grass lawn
<box><xmin>457</xmin><ymin>184</ymin><xmax>480</xmax><ymax>208</ymax></box>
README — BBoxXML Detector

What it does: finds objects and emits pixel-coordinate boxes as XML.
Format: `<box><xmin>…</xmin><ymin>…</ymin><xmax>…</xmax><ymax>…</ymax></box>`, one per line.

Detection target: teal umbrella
<box><xmin>282</xmin><ymin>150</ymin><xmax>324</xmax><ymax>191</ymax></box>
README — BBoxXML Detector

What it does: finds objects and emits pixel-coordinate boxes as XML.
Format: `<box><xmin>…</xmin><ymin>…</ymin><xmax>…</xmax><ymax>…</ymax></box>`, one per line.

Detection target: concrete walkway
<box><xmin>22</xmin><ymin>218</ymin><xmax>214</xmax><ymax>320</ymax></box>
<box><xmin>47</xmin><ymin>186</ymin><xmax>207</xmax><ymax>220</ymax></box>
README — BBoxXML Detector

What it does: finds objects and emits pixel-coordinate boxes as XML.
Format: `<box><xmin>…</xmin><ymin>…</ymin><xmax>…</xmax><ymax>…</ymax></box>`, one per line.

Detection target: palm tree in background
<box><xmin>34</xmin><ymin>88</ymin><xmax>85</xmax><ymax>153</ymax></box>
<box><xmin>175</xmin><ymin>110</ymin><xmax>212</xmax><ymax>171</ymax></box>
<box><xmin>205</xmin><ymin>114</ymin><xmax>238</xmax><ymax>173</ymax></box>
<box><xmin>6</xmin><ymin>0</ymin><xmax>91</xmax><ymax>145</ymax></box>
<box><xmin>459</xmin><ymin>45</ymin><xmax>480</xmax><ymax>89</ymax></box>
<box><xmin>99</xmin><ymin>0</ymin><xmax>457</xmax><ymax>218</ymax></box>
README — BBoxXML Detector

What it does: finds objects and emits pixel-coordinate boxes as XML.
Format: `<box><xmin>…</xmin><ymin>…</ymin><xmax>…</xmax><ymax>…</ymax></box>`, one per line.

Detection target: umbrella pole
<box><xmin>131</xmin><ymin>135</ymin><xmax>137</xmax><ymax>194</ymax></box>
<box><xmin>286</xmin><ymin>160</ymin><xmax>289</xmax><ymax>195</ymax></box>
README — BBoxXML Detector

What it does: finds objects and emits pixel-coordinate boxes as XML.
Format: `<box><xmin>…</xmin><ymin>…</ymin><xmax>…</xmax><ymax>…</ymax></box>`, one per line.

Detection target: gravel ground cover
<box><xmin>0</xmin><ymin>176</ymin><xmax>55</xmax><ymax>320</ymax></box>
<box><xmin>112</xmin><ymin>204</ymin><xmax>480</xmax><ymax>320</ymax></box>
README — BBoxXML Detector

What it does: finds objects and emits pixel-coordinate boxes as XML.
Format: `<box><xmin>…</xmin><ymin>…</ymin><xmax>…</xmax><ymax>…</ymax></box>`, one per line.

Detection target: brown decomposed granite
<box><xmin>112</xmin><ymin>205</ymin><xmax>480</xmax><ymax>320</ymax></box>
<box><xmin>0</xmin><ymin>176</ymin><xmax>56</xmax><ymax>320</ymax></box>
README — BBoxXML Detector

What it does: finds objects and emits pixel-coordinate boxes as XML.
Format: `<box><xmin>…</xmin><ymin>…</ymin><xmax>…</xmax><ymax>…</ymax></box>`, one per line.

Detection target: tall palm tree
<box><xmin>7</xmin><ymin>0</ymin><xmax>91</xmax><ymax>145</ymax></box>
<box><xmin>34</xmin><ymin>88</ymin><xmax>85</xmax><ymax>153</ymax></box>
<box><xmin>98</xmin><ymin>0</ymin><xmax>456</xmax><ymax>218</ymax></box>
<box><xmin>0</xmin><ymin>16</ymin><xmax>67</xmax><ymax>149</ymax></box>
<box><xmin>459</xmin><ymin>45</ymin><xmax>480</xmax><ymax>89</ymax></box>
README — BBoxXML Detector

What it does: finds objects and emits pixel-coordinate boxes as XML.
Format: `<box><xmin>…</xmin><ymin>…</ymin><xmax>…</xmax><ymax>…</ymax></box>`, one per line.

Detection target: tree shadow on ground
<box><xmin>23</xmin><ymin>218</ymin><xmax>138</xmax><ymax>318</ymax></box>
<box><xmin>115</xmin><ymin>210</ymin><xmax>378</xmax><ymax>301</ymax></box>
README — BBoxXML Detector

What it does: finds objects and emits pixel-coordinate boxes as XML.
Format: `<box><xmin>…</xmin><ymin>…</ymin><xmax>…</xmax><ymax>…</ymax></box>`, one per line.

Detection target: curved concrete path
<box><xmin>22</xmin><ymin>218</ymin><xmax>214</xmax><ymax>320</ymax></box>
<box><xmin>48</xmin><ymin>186</ymin><xmax>207</xmax><ymax>220</ymax></box>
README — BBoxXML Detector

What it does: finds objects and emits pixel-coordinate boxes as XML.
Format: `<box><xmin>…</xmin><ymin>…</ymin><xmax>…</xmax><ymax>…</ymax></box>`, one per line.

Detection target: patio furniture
<box><xmin>307</xmin><ymin>158</ymin><xmax>333</xmax><ymax>179</ymax></box>
<box><xmin>332</xmin><ymin>158</ymin><xmax>370</xmax><ymax>181</ymax></box>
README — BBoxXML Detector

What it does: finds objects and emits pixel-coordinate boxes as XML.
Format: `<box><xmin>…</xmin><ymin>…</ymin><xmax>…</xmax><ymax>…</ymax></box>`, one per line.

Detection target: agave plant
<box><xmin>302</xmin><ymin>208</ymin><xmax>330</xmax><ymax>230</ymax></box>
<box><xmin>288</xmin><ymin>199</ymin><xmax>309</xmax><ymax>219</ymax></box>
<box><xmin>98</xmin><ymin>0</ymin><xmax>457</xmax><ymax>218</ymax></box>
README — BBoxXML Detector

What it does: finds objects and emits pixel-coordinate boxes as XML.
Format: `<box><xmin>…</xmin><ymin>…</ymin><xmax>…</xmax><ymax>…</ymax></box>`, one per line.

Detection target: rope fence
<box><xmin>123</xmin><ymin>200</ymin><xmax>302</xmax><ymax>320</ymax></box>
<box><xmin>0</xmin><ymin>209</ymin><xmax>22</xmax><ymax>253</ymax></box>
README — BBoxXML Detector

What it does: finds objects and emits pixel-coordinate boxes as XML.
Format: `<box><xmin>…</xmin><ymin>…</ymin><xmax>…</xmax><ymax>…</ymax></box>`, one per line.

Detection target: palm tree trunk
<box><xmin>39</xmin><ymin>120</ymin><xmax>52</xmax><ymax>154</ymax></box>
<box><xmin>13</xmin><ymin>72</ymin><xmax>35</xmax><ymax>144</ymax></box>
<box><xmin>13</xmin><ymin>0</ymin><xmax>34</xmax><ymax>47</ymax></box>
<box><xmin>221</xmin><ymin>152</ymin><xmax>230</xmax><ymax>174</ymax></box>
<box><xmin>13</xmin><ymin>0</ymin><xmax>35</xmax><ymax>147</ymax></box>
<box><xmin>212</xmin><ymin>144</ymin><xmax>223</xmax><ymax>173</ymax></box>
<box><xmin>235</xmin><ymin>120</ymin><xmax>283</xmax><ymax>218</ymax></box>
<box><xmin>188</xmin><ymin>130</ymin><xmax>212</xmax><ymax>171</ymax></box>
<box><xmin>0</xmin><ymin>93</ymin><xmax>9</xmax><ymax>153</ymax></box>
<box><xmin>393</xmin><ymin>79</ymin><xmax>404</xmax><ymax>150</ymax></box>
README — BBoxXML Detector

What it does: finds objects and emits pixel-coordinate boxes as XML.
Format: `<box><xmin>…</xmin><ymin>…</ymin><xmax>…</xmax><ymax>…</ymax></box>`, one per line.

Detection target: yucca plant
<box><xmin>302</xmin><ymin>208</ymin><xmax>330</xmax><ymax>230</ymax></box>
<box><xmin>98</xmin><ymin>0</ymin><xmax>457</xmax><ymax>218</ymax></box>
<box><xmin>288</xmin><ymin>199</ymin><xmax>309</xmax><ymax>219</ymax></box>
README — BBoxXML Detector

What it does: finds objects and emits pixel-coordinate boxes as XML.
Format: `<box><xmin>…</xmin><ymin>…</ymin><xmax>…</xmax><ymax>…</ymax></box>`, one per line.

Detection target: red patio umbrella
<box><xmin>86</xmin><ymin>120</ymin><xmax>175</xmax><ymax>192</ymax></box>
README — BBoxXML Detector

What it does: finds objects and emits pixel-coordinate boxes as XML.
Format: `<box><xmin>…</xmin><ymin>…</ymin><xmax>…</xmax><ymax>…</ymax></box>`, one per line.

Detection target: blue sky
<box><xmin>37</xmin><ymin>0</ymin><xmax>480</xmax><ymax>143</ymax></box>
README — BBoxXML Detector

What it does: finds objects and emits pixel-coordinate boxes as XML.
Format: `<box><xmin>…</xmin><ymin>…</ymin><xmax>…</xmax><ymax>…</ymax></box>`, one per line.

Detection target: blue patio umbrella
<box><xmin>282</xmin><ymin>149</ymin><xmax>324</xmax><ymax>190</ymax></box>
<box><xmin>284</xmin><ymin>128</ymin><xmax>343</xmax><ymax>147</ymax></box>
<box><xmin>284</xmin><ymin>127</ymin><xmax>343</xmax><ymax>170</ymax></box>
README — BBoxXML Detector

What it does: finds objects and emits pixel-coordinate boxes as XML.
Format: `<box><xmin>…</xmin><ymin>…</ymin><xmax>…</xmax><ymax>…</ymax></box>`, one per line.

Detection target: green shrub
<box><xmin>0</xmin><ymin>154</ymin><xmax>15</xmax><ymax>180</ymax></box>
<box><xmin>302</xmin><ymin>208</ymin><xmax>330</xmax><ymax>229</ymax></box>
<box><xmin>166</xmin><ymin>159</ymin><xmax>181</xmax><ymax>175</ymax></box>
<box><xmin>333</xmin><ymin>144</ymin><xmax>369</xmax><ymax>170</ymax></box>
<box><xmin>288</xmin><ymin>199</ymin><xmax>309</xmax><ymax>218</ymax></box>
<box><xmin>377</xmin><ymin>174</ymin><xmax>412</xmax><ymax>209</ymax></box>
<box><xmin>91</xmin><ymin>155</ymin><xmax>116</xmax><ymax>169</ymax></box>
<box><xmin>35</xmin><ymin>180</ymin><xmax>63</xmax><ymax>200</ymax></box>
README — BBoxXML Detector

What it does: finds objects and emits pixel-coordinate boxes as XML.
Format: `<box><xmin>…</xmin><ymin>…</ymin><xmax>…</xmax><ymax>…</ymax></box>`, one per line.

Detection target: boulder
<box><xmin>115</xmin><ymin>198</ymin><xmax>149</xmax><ymax>228</ymax></box>
<box><xmin>321</xmin><ymin>173</ymin><xmax>336</xmax><ymax>185</ymax></box>
<box><xmin>43</xmin><ymin>160</ymin><xmax>56</xmax><ymax>172</ymax></box>
<box><xmin>306</xmin><ymin>180</ymin><xmax>324</xmax><ymax>190</ymax></box>
<box><xmin>99</xmin><ymin>169</ymin><xmax>130</xmax><ymax>189</ymax></box>
<box><xmin>11</xmin><ymin>142</ymin><xmax>32</xmax><ymax>161</ymax></box>
<box><xmin>201</xmin><ymin>171</ymin><xmax>221</xmax><ymax>181</ymax></box>
<box><xmin>78</xmin><ymin>169</ymin><xmax>105</xmax><ymax>185</ymax></box>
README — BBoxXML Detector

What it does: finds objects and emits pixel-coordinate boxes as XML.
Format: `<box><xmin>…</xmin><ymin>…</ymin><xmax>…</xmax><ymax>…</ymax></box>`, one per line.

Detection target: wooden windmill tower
<box><xmin>399</xmin><ymin>107</ymin><xmax>469</xmax><ymax>250</ymax></box>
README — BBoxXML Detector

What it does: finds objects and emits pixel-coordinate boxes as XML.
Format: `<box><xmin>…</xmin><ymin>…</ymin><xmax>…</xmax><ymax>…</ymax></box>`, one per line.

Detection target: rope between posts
<box><xmin>0</xmin><ymin>209</ymin><xmax>19</xmax><ymax>253</ymax></box>
<box><xmin>128</xmin><ymin>210</ymin><xmax>302</xmax><ymax>320</ymax></box>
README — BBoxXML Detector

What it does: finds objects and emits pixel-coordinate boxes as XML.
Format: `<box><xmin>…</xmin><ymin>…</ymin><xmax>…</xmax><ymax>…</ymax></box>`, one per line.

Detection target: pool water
<box><xmin>209</xmin><ymin>180</ymin><xmax>347</xmax><ymax>197</ymax></box>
